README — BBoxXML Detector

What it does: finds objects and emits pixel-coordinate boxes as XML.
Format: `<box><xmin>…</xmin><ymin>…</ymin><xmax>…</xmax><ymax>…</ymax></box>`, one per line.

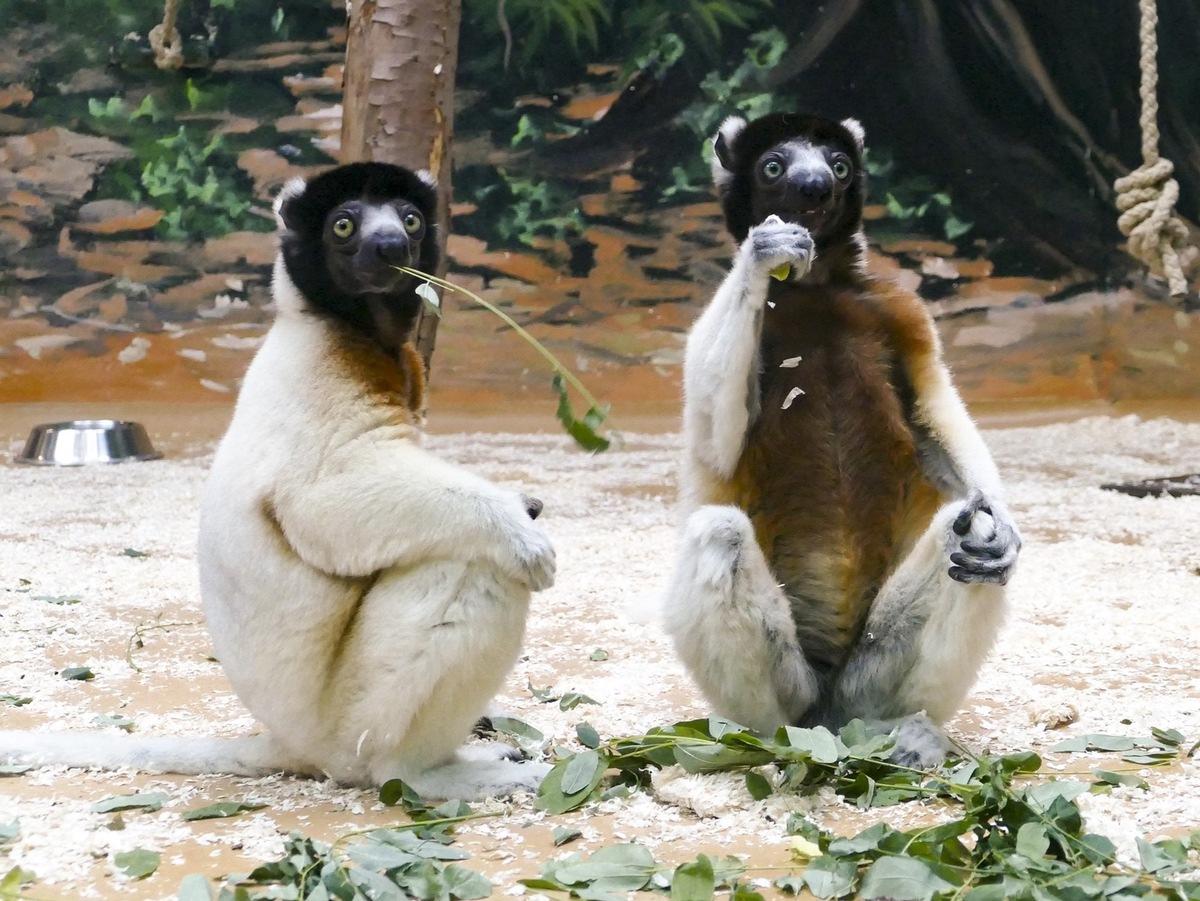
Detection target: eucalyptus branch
<box><xmin>396</xmin><ymin>266</ymin><xmax>618</xmax><ymax>451</ymax></box>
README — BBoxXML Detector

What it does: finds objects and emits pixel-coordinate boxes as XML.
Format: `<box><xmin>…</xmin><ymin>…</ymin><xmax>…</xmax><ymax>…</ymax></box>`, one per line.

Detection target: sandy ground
<box><xmin>1</xmin><ymin>404</ymin><xmax>1199</xmax><ymax>899</ymax></box>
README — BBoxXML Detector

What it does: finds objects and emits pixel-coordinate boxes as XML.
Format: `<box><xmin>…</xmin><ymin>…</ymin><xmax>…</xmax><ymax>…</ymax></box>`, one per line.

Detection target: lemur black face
<box><xmin>322</xmin><ymin>199</ymin><xmax>427</xmax><ymax>295</ymax></box>
<box><xmin>751</xmin><ymin>139</ymin><xmax>857</xmax><ymax>238</ymax></box>
<box><xmin>276</xmin><ymin>161</ymin><xmax>440</xmax><ymax>340</ymax></box>
<box><xmin>712</xmin><ymin>112</ymin><xmax>867</xmax><ymax>255</ymax></box>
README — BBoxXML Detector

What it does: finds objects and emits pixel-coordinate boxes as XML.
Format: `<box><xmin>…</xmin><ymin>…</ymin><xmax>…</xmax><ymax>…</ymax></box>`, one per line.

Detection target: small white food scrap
<box><xmin>415</xmin><ymin>281</ymin><xmax>441</xmax><ymax>314</ymax></box>
<box><xmin>779</xmin><ymin>356</ymin><xmax>802</xmax><ymax>368</ymax></box>
<box><xmin>782</xmin><ymin>387</ymin><xmax>805</xmax><ymax>409</ymax></box>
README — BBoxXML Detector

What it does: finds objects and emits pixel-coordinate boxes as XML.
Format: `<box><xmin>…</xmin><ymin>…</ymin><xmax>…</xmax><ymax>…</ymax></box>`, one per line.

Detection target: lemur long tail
<box><xmin>0</xmin><ymin>731</ymin><xmax>302</xmax><ymax>777</ymax></box>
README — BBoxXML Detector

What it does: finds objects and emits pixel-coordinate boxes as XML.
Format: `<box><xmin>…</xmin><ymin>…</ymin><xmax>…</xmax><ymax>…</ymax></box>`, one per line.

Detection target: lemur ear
<box><xmin>415</xmin><ymin>168</ymin><xmax>438</xmax><ymax>189</ymax></box>
<box><xmin>840</xmin><ymin>117</ymin><xmax>866</xmax><ymax>153</ymax></box>
<box><xmin>274</xmin><ymin>177</ymin><xmax>307</xmax><ymax>229</ymax></box>
<box><xmin>711</xmin><ymin>115</ymin><xmax>747</xmax><ymax>190</ymax></box>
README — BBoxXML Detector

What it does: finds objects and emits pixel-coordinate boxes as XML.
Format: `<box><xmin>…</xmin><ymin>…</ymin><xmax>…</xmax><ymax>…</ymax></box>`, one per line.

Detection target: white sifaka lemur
<box><xmin>0</xmin><ymin>162</ymin><xmax>556</xmax><ymax>799</ymax></box>
<box><xmin>663</xmin><ymin>112</ymin><xmax>1021</xmax><ymax>766</ymax></box>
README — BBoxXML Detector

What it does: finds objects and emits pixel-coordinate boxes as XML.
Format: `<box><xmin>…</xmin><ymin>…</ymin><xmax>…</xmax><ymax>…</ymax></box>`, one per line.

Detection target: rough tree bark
<box><xmin>341</xmin><ymin>0</ymin><xmax>462</xmax><ymax>371</ymax></box>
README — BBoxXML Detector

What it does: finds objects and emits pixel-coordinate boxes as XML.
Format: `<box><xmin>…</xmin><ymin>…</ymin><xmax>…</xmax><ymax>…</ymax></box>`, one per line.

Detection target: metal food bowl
<box><xmin>15</xmin><ymin>420</ymin><xmax>162</xmax><ymax>466</ymax></box>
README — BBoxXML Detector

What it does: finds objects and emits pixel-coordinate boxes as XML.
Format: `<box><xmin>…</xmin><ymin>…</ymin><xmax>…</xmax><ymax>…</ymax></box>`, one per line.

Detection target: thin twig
<box><xmin>396</xmin><ymin>266</ymin><xmax>617</xmax><ymax>430</ymax></box>
<box><xmin>125</xmin><ymin>619</ymin><xmax>200</xmax><ymax>673</ymax></box>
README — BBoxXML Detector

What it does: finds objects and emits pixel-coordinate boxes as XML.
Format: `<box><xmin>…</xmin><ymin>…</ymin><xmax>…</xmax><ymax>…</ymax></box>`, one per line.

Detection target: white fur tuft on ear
<box><xmin>840</xmin><ymin>117</ymin><xmax>866</xmax><ymax>153</ymax></box>
<box><xmin>711</xmin><ymin>116</ymin><xmax>747</xmax><ymax>190</ymax></box>
<box><xmin>273</xmin><ymin>176</ymin><xmax>308</xmax><ymax>226</ymax></box>
<box><xmin>716</xmin><ymin>115</ymin><xmax>747</xmax><ymax>147</ymax></box>
<box><xmin>416</xmin><ymin>168</ymin><xmax>438</xmax><ymax>189</ymax></box>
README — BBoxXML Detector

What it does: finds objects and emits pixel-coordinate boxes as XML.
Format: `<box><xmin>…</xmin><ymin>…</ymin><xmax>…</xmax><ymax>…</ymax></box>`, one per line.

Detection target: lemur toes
<box><xmin>888</xmin><ymin>714</ymin><xmax>951</xmax><ymax>770</ymax></box>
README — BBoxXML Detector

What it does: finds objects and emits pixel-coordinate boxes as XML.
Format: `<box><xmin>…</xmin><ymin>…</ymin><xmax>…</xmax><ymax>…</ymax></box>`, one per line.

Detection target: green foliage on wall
<box><xmin>85</xmin><ymin>92</ymin><xmax>269</xmax><ymax>240</ymax></box>
<box><xmin>865</xmin><ymin>148</ymin><xmax>975</xmax><ymax>242</ymax></box>
<box><xmin>455</xmin><ymin>165</ymin><xmax>585</xmax><ymax>251</ymax></box>
<box><xmin>459</xmin><ymin>0</ymin><xmax>774</xmax><ymax>88</ymax></box>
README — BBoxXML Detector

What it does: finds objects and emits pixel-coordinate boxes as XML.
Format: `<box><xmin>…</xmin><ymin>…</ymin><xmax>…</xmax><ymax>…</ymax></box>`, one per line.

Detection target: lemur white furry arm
<box><xmin>684</xmin><ymin>215</ymin><xmax>814</xmax><ymax>478</ymax></box>
<box><xmin>269</xmin><ymin>440</ymin><xmax>554</xmax><ymax>587</ymax></box>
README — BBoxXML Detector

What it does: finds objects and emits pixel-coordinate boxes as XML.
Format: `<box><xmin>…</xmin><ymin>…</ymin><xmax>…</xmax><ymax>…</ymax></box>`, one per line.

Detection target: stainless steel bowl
<box><xmin>15</xmin><ymin>420</ymin><xmax>162</xmax><ymax>466</ymax></box>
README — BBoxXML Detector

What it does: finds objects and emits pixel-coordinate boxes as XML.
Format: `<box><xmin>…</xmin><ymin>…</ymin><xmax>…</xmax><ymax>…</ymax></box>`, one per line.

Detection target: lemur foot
<box><xmin>888</xmin><ymin>714</ymin><xmax>952</xmax><ymax>769</ymax></box>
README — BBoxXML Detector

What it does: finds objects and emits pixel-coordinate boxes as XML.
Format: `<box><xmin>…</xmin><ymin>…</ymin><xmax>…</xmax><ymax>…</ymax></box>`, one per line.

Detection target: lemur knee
<box><xmin>682</xmin><ymin>505</ymin><xmax>756</xmax><ymax>590</ymax></box>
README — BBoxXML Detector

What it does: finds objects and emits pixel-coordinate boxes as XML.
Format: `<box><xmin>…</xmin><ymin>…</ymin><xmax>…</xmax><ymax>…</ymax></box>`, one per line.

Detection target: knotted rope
<box><xmin>148</xmin><ymin>0</ymin><xmax>184</xmax><ymax>70</ymax></box>
<box><xmin>1112</xmin><ymin>0</ymin><xmax>1198</xmax><ymax>295</ymax></box>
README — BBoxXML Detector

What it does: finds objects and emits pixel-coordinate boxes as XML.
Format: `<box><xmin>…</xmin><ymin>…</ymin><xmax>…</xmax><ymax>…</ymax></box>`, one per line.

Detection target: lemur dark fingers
<box><xmin>520</xmin><ymin>494</ymin><xmax>544</xmax><ymax>520</ymax></box>
<box><xmin>948</xmin><ymin>561</ymin><xmax>1015</xmax><ymax>585</ymax></box>
<box><xmin>748</xmin><ymin>214</ymin><xmax>815</xmax><ymax>274</ymax></box>
<box><xmin>951</xmin><ymin>489</ymin><xmax>988</xmax><ymax>536</ymax></box>
<box><xmin>958</xmin><ymin>510</ymin><xmax>1021</xmax><ymax>555</ymax></box>
<box><xmin>950</xmin><ymin>501</ymin><xmax>1019</xmax><ymax>584</ymax></box>
<box><xmin>949</xmin><ymin>540</ymin><xmax>1018</xmax><ymax>584</ymax></box>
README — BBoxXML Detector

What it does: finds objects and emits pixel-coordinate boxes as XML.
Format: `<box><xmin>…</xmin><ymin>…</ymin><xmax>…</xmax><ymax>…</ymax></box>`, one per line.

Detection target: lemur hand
<box><xmin>948</xmin><ymin>490</ymin><xmax>1021</xmax><ymax>585</ymax></box>
<box><xmin>746</xmin><ymin>215</ymin><xmax>815</xmax><ymax>283</ymax></box>
<box><xmin>496</xmin><ymin>493</ymin><xmax>556</xmax><ymax>591</ymax></box>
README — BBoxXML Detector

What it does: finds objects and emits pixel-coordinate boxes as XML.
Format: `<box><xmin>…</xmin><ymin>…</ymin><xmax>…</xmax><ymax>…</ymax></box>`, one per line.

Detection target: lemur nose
<box><xmin>370</xmin><ymin>233</ymin><xmax>410</xmax><ymax>264</ymax></box>
<box><xmin>798</xmin><ymin>174</ymin><xmax>833</xmax><ymax>205</ymax></box>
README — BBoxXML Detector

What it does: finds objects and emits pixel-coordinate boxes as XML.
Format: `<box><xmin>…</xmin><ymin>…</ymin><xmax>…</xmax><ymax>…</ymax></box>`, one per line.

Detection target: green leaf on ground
<box><xmin>176</xmin><ymin>873</ymin><xmax>213</xmax><ymax>901</ymax></box>
<box><xmin>92</xmin><ymin>791</ymin><xmax>171</xmax><ymax>813</ymax></box>
<box><xmin>113</xmin><ymin>848</ymin><xmax>160</xmax><ymax>879</ymax></box>
<box><xmin>553</xmin><ymin>826</ymin><xmax>582</xmax><ymax>847</ymax></box>
<box><xmin>671</xmin><ymin>854</ymin><xmax>715</xmax><ymax>900</ymax></box>
<box><xmin>180</xmin><ymin>800</ymin><xmax>266</xmax><ymax>821</ymax></box>
<box><xmin>93</xmin><ymin>713</ymin><xmax>135</xmax><ymax>732</ymax></box>
<box><xmin>34</xmin><ymin>594</ymin><xmax>81</xmax><ymax>605</ymax></box>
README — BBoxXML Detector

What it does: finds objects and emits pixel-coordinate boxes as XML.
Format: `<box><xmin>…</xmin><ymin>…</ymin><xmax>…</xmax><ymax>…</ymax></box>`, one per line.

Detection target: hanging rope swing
<box><xmin>1112</xmin><ymin>0</ymin><xmax>1198</xmax><ymax>296</ymax></box>
<box><xmin>148</xmin><ymin>0</ymin><xmax>185</xmax><ymax>71</ymax></box>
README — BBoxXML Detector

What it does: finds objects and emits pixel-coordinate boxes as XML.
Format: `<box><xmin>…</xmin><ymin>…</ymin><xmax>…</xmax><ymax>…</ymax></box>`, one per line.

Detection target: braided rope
<box><xmin>148</xmin><ymin>0</ymin><xmax>184</xmax><ymax>70</ymax></box>
<box><xmin>1113</xmin><ymin>0</ymin><xmax>1197</xmax><ymax>295</ymax></box>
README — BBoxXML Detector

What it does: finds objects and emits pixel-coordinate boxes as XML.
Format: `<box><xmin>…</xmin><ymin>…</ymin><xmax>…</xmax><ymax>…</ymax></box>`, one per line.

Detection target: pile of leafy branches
<box><xmin>527</xmin><ymin>718</ymin><xmax>1199</xmax><ymax>900</ymax></box>
<box><xmin>3</xmin><ymin>720</ymin><xmax>1195</xmax><ymax>900</ymax></box>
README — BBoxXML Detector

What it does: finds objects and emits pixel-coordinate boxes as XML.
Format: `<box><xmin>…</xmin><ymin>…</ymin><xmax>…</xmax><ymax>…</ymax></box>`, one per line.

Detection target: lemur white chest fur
<box><xmin>665</xmin><ymin>113</ymin><xmax>1021</xmax><ymax>768</ymax></box>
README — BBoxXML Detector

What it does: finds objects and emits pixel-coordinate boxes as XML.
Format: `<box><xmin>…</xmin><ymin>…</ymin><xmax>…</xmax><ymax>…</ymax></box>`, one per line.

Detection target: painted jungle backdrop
<box><xmin>0</xmin><ymin>0</ymin><xmax>1198</xmax><ymax>413</ymax></box>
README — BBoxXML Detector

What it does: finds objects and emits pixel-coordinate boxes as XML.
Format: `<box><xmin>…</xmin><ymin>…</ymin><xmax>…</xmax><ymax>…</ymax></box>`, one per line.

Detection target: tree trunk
<box><xmin>341</xmin><ymin>0</ymin><xmax>462</xmax><ymax>372</ymax></box>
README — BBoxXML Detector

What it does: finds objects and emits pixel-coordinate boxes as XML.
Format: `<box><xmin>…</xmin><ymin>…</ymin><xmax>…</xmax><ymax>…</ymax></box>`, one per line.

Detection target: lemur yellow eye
<box><xmin>402</xmin><ymin>211</ymin><xmax>423</xmax><ymax>235</ymax></box>
<box><xmin>832</xmin><ymin>159</ymin><xmax>851</xmax><ymax>180</ymax></box>
<box><xmin>331</xmin><ymin>216</ymin><xmax>355</xmax><ymax>239</ymax></box>
<box><xmin>761</xmin><ymin>159</ymin><xmax>785</xmax><ymax>181</ymax></box>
